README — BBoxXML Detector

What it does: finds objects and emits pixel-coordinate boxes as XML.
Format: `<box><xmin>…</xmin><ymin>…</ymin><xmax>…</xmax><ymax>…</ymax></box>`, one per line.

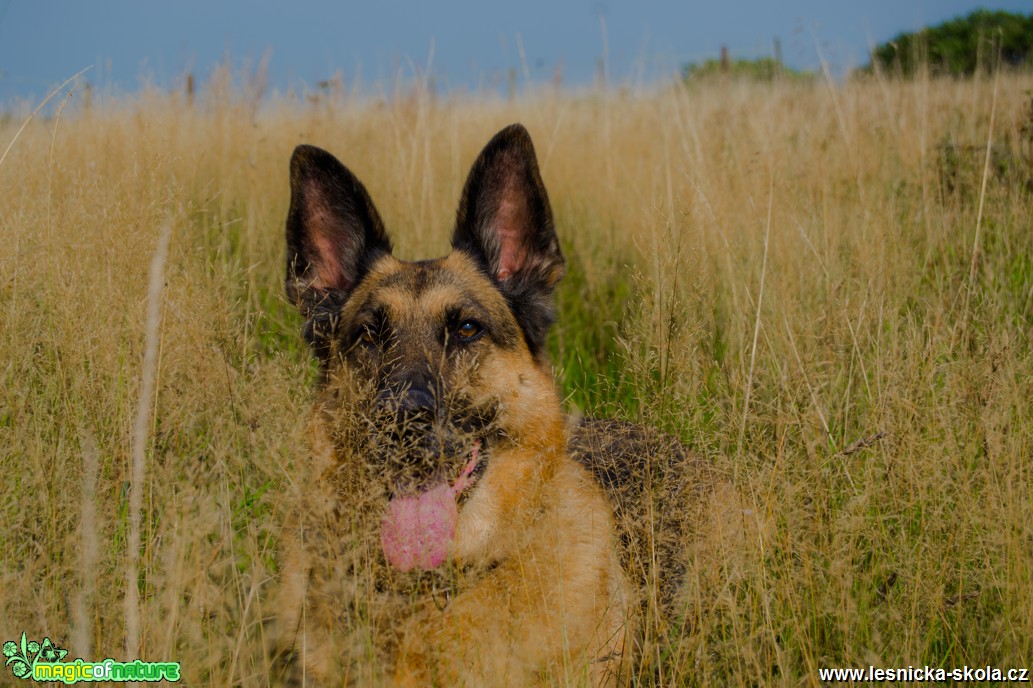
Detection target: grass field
<box><xmin>1</xmin><ymin>69</ymin><xmax>1032</xmax><ymax>685</ymax></box>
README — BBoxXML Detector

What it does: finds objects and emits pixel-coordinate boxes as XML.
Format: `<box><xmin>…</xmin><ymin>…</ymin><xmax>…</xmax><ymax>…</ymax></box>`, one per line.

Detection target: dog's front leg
<box><xmin>392</xmin><ymin>569</ymin><xmax>525</xmax><ymax>687</ymax></box>
<box><xmin>394</xmin><ymin>547</ymin><xmax>626</xmax><ymax>686</ymax></box>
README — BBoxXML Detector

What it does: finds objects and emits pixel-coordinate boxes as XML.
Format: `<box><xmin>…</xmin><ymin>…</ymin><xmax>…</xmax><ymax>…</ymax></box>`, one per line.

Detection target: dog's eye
<box><xmin>455</xmin><ymin>320</ymin><xmax>483</xmax><ymax>341</ymax></box>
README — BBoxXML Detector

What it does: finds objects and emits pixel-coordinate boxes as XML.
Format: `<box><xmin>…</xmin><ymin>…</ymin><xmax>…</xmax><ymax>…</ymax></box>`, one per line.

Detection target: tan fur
<box><xmin>271</xmin><ymin>252</ymin><xmax>635</xmax><ymax>687</ymax></box>
<box><xmin>395</xmin><ymin>447</ymin><xmax>633</xmax><ymax>687</ymax></box>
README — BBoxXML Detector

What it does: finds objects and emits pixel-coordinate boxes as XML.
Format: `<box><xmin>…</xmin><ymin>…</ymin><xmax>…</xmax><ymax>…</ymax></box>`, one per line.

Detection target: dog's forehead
<box><xmin>348</xmin><ymin>252</ymin><xmax>510</xmax><ymax>321</ymax></box>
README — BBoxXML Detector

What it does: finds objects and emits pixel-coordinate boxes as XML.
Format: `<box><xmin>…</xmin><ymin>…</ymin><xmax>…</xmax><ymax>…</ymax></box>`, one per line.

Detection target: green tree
<box><xmin>681</xmin><ymin>57</ymin><xmax>813</xmax><ymax>83</ymax></box>
<box><xmin>864</xmin><ymin>10</ymin><xmax>1033</xmax><ymax>77</ymax></box>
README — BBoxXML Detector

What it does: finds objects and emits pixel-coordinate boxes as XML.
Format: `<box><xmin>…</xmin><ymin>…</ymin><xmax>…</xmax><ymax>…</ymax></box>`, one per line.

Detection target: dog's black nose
<box><xmin>398</xmin><ymin>387</ymin><xmax>436</xmax><ymax>416</ymax></box>
<box><xmin>377</xmin><ymin>384</ymin><xmax>437</xmax><ymax>425</ymax></box>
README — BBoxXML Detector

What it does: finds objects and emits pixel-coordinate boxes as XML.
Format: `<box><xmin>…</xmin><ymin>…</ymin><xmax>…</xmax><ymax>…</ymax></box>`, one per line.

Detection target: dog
<box><xmin>268</xmin><ymin>124</ymin><xmax>720</xmax><ymax>686</ymax></box>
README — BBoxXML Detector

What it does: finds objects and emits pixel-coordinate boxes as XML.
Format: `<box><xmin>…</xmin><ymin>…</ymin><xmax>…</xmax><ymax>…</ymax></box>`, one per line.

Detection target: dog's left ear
<box><xmin>451</xmin><ymin>124</ymin><xmax>565</xmax><ymax>355</ymax></box>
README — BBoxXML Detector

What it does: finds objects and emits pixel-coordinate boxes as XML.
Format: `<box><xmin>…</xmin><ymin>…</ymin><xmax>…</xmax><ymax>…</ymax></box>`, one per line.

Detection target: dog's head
<box><xmin>285</xmin><ymin>124</ymin><xmax>565</xmax><ymax>571</ymax></box>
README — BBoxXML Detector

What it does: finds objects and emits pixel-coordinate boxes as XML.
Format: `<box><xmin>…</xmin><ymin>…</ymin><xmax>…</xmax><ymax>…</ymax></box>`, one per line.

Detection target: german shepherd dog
<box><xmin>269</xmin><ymin>124</ymin><xmax>719</xmax><ymax>686</ymax></box>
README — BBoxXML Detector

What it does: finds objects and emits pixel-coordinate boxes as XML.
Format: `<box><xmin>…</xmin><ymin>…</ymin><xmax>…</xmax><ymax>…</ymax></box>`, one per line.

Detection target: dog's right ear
<box><xmin>451</xmin><ymin>124</ymin><xmax>564</xmax><ymax>358</ymax></box>
<box><xmin>285</xmin><ymin>144</ymin><xmax>392</xmax><ymax>315</ymax></box>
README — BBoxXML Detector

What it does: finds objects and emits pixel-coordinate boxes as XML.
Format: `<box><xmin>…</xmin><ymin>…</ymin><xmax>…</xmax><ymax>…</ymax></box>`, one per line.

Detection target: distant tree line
<box><xmin>681</xmin><ymin>41</ymin><xmax>818</xmax><ymax>84</ymax></box>
<box><xmin>863</xmin><ymin>9</ymin><xmax>1033</xmax><ymax>77</ymax></box>
<box><xmin>681</xmin><ymin>55</ymin><xmax>813</xmax><ymax>84</ymax></box>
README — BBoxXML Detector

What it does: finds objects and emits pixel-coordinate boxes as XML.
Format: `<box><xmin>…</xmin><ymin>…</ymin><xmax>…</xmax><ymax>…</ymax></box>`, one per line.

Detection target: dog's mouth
<box><xmin>379</xmin><ymin>440</ymin><xmax>486</xmax><ymax>573</ymax></box>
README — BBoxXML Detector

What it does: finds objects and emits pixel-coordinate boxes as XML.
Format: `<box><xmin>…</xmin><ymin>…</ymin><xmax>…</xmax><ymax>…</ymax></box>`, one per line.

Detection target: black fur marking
<box><xmin>568</xmin><ymin>418</ymin><xmax>714</xmax><ymax>613</ymax></box>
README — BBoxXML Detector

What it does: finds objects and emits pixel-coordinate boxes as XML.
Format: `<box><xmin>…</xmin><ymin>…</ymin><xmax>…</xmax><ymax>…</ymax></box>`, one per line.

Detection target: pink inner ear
<box><xmin>308</xmin><ymin>219</ymin><xmax>348</xmax><ymax>291</ymax></box>
<box><xmin>302</xmin><ymin>178</ymin><xmax>352</xmax><ymax>291</ymax></box>
<box><xmin>495</xmin><ymin>196</ymin><xmax>529</xmax><ymax>281</ymax></box>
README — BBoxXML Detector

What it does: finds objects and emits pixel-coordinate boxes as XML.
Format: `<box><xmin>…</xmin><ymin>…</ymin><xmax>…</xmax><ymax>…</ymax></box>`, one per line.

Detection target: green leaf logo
<box><xmin>3</xmin><ymin>632</ymin><xmax>69</xmax><ymax>681</ymax></box>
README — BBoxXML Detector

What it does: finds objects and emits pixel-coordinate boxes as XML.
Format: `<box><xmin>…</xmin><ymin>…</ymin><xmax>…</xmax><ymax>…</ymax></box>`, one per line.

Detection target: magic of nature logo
<box><xmin>3</xmin><ymin>633</ymin><xmax>180</xmax><ymax>683</ymax></box>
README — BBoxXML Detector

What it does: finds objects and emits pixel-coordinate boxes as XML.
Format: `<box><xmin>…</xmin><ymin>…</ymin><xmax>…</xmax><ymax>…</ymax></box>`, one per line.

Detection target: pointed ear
<box><xmin>451</xmin><ymin>124</ymin><xmax>565</xmax><ymax>354</ymax></box>
<box><xmin>285</xmin><ymin>144</ymin><xmax>392</xmax><ymax>315</ymax></box>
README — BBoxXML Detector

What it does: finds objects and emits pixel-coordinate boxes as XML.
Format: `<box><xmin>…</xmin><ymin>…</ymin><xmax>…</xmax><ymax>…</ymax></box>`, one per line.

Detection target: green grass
<box><xmin>1</xmin><ymin>73</ymin><xmax>1032</xmax><ymax>685</ymax></box>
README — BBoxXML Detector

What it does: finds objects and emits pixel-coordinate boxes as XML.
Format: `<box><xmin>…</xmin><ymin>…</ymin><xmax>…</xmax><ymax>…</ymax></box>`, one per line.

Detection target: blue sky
<box><xmin>0</xmin><ymin>1</ymin><xmax>1029</xmax><ymax>104</ymax></box>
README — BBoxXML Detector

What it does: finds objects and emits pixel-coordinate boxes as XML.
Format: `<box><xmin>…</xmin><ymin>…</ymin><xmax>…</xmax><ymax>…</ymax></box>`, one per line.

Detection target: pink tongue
<box><xmin>380</xmin><ymin>483</ymin><xmax>458</xmax><ymax>572</ymax></box>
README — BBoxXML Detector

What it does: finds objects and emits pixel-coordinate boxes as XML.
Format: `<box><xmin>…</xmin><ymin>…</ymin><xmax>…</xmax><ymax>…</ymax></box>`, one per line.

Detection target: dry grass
<box><xmin>1</xmin><ymin>69</ymin><xmax>1032</xmax><ymax>685</ymax></box>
